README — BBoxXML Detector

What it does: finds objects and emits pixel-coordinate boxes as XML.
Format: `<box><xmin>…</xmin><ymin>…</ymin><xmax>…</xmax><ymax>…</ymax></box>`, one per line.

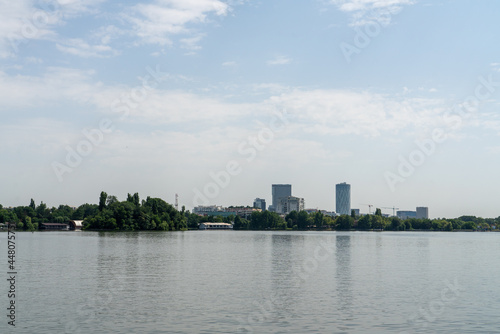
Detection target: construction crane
<box><xmin>381</xmin><ymin>206</ymin><xmax>399</xmax><ymax>217</ymax></box>
<box><xmin>360</xmin><ymin>204</ymin><xmax>373</xmax><ymax>214</ymax></box>
<box><xmin>175</xmin><ymin>194</ymin><xmax>179</xmax><ymax>211</ymax></box>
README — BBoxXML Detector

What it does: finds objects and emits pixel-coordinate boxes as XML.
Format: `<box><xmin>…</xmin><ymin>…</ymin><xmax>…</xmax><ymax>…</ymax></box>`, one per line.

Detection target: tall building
<box><xmin>397</xmin><ymin>211</ymin><xmax>416</xmax><ymax>220</ymax></box>
<box><xmin>416</xmin><ymin>207</ymin><xmax>429</xmax><ymax>219</ymax></box>
<box><xmin>335</xmin><ymin>182</ymin><xmax>351</xmax><ymax>215</ymax></box>
<box><xmin>253</xmin><ymin>198</ymin><xmax>266</xmax><ymax>211</ymax></box>
<box><xmin>277</xmin><ymin>196</ymin><xmax>305</xmax><ymax>214</ymax></box>
<box><xmin>270</xmin><ymin>184</ymin><xmax>292</xmax><ymax>212</ymax></box>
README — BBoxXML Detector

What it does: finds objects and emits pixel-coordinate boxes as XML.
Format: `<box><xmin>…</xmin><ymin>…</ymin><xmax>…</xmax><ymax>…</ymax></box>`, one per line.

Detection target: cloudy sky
<box><xmin>1</xmin><ymin>0</ymin><xmax>500</xmax><ymax>218</ymax></box>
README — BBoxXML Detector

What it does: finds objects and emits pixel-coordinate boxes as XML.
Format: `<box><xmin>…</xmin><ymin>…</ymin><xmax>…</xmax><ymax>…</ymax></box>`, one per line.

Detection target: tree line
<box><xmin>228</xmin><ymin>209</ymin><xmax>500</xmax><ymax>231</ymax></box>
<box><xmin>1</xmin><ymin>193</ymin><xmax>499</xmax><ymax>232</ymax></box>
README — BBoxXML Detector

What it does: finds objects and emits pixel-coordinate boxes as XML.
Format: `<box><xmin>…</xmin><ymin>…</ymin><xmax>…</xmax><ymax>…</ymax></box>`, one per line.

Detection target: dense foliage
<box><xmin>1</xmin><ymin>196</ymin><xmax>499</xmax><ymax>232</ymax></box>
<box><xmin>84</xmin><ymin>192</ymin><xmax>188</xmax><ymax>231</ymax></box>
<box><xmin>229</xmin><ymin>211</ymin><xmax>500</xmax><ymax>231</ymax></box>
<box><xmin>0</xmin><ymin>199</ymin><xmax>98</xmax><ymax>232</ymax></box>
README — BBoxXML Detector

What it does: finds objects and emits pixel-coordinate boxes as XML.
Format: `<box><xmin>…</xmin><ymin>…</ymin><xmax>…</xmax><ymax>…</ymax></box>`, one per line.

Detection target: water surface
<box><xmin>1</xmin><ymin>231</ymin><xmax>499</xmax><ymax>333</ymax></box>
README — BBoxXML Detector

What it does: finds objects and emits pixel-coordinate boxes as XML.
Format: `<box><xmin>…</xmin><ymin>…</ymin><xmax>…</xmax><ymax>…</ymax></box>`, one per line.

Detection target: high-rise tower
<box><xmin>270</xmin><ymin>184</ymin><xmax>292</xmax><ymax>212</ymax></box>
<box><xmin>416</xmin><ymin>207</ymin><xmax>429</xmax><ymax>219</ymax></box>
<box><xmin>336</xmin><ymin>182</ymin><xmax>351</xmax><ymax>215</ymax></box>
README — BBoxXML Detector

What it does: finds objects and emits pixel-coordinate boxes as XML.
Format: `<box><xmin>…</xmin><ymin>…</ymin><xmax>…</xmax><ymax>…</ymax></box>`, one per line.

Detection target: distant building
<box><xmin>336</xmin><ymin>182</ymin><xmax>351</xmax><ymax>215</ymax></box>
<box><xmin>397</xmin><ymin>211</ymin><xmax>417</xmax><ymax>220</ymax></box>
<box><xmin>40</xmin><ymin>223</ymin><xmax>69</xmax><ymax>230</ymax></box>
<box><xmin>416</xmin><ymin>207</ymin><xmax>429</xmax><ymax>219</ymax></box>
<box><xmin>320</xmin><ymin>210</ymin><xmax>337</xmax><ymax>217</ymax></box>
<box><xmin>253</xmin><ymin>198</ymin><xmax>266</xmax><ymax>211</ymax></box>
<box><xmin>352</xmin><ymin>208</ymin><xmax>360</xmax><ymax>216</ymax></box>
<box><xmin>193</xmin><ymin>205</ymin><xmax>225</xmax><ymax>214</ymax></box>
<box><xmin>277</xmin><ymin>196</ymin><xmax>305</xmax><ymax>214</ymax></box>
<box><xmin>226</xmin><ymin>207</ymin><xmax>261</xmax><ymax>219</ymax></box>
<box><xmin>271</xmin><ymin>184</ymin><xmax>292</xmax><ymax>212</ymax></box>
<box><xmin>193</xmin><ymin>205</ymin><xmax>233</xmax><ymax>217</ymax></box>
<box><xmin>199</xmin><ymin>223</ymin><xmax>233</xmax><ymax>230</ymax></box>
<box><xmin>194</xmin><ymin>205</ymin><xmax>260</xmax><ymax>218</ymax></box>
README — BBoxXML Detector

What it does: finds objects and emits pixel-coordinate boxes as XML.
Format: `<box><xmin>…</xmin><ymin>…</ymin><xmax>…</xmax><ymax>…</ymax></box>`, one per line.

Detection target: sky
<box><xmin>1</xmin><ymin>0</ymin><xmax>500</xmax><ymax>219</ymax></box>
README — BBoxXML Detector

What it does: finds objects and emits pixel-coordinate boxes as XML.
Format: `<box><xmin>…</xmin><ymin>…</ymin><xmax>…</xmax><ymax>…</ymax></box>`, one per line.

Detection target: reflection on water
<box><xmin>2</xmin><ymin>231</ymin><xmax>500</xmax><ymax>333</ymax></box>
<box><xmin>335</xmin><ymin>235</ymin><xmax>352</xmax><ymax>320</ymax></box>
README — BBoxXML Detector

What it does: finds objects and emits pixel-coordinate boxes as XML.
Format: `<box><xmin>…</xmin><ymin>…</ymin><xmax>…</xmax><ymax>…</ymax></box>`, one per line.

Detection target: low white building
<box><xmin>193</xmin><ymin>205</ymin><xmax>225</xmax><ymax>214</ymax></box>
<box><xmin>199</xmin><ymin>223</ymin><xmax>233</xmax><ymax>230</ymax></box>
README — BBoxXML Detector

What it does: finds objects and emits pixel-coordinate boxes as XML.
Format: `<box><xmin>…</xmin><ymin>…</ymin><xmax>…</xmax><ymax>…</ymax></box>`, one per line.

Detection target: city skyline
<box><xmin>1</xmin><ymin>1</ymin><xmax>500</xmax><ymax>219</ymax></box>
<box><xmin>195</xmin><ymin>181</ymin><xmax>430</xmax><ymax>219</ymax></box>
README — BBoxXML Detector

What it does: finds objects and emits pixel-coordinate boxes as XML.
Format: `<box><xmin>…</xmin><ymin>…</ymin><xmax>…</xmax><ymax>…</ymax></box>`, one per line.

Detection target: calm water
<box><xmin>1</xmin><ymin>231</ymin><xmax>500</xmax><ymax>333</ymax></box>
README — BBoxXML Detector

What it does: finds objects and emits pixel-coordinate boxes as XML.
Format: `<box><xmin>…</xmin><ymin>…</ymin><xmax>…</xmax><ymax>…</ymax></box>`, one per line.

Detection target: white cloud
<box><xmin>56</xmin><ymin>0</ymin><xmax>108</xmax><ymax>17</ymax></box>
<box><xmin>56</xmin><ymin>38</ymin><xmax>119</xmax><ymax>58</ymax></box>
<box><xmin>1</xmin><ymin>67</ymin><xmax>494</xmax><ymax>143</ymax></box>
<box><xmin>0</xmin><ymin>0</ymin><xmax>57</xmax><ymax>57</ymax></box>
<box><xmin>0</xmin><ymin>67</ymin><xmax>98</xmax><ymax>109</ymax></box>
<box><xmin>99</xmin><ymin>90</ymin><xmax>259</xmax><ymax>125</ymax></box>
<box><xmin>222</xmin><ymin>61</ymin><xmax>237</xmax><ymax>66</ymax></box>
<box><xmin>25</xmin><ymin>56</ymin><xmax>43</xmax><ymax>63</ymax></box>
<box><xmin>267</xmin><ymin>55</ymin><xmax>292</xmax><ymax>66</ymax></box>
<box><xmin>180</xmin><ymin>33</ymin><xmax>205</xmax><ymax>51</ymax></box>
<box><xmin>0</xmin><ymin>118</ymin><xmax>78</xmax><ymax>155</ymax></box>
<box><xmin>91</xmin><ymin>25</ymin><xmax>125</xmax><ymax>45</ymax></box>
<box><xmin>0</xmin><ymin>0</ymin><xmax>107</xmax><ymax>58</ymax></box>
<box><xmin>332</xmin><ymin>0</ymin><xmax>414</xmax><ymax>12</ymax></box>
<box><xmin>267</xmin><ymin>89</ymin><xmax>444</xmax><ymax>137</ymax></box>
<box><xmin>331</xmin><ymin>0</ymin><xmax>415</xmax><ymax>26</ymax></box>
<box><xmin>125</xmin><ymin>0</ymin><xmax>229</xmax><ymax>46</ymax></box>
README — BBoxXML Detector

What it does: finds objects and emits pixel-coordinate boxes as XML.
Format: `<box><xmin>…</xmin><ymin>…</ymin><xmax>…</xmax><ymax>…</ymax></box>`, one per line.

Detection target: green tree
<box><xmin>126</xmin><ymin>193</ymin><xmax>140</xmax><ymax>207</ymax></box>
<box><xmin>443</xmin><ymin>221</ymin><xmax>453</xmax><ymax>231</ymax></box>
<box><xmin>389</xmin><ymin>217</ymin><xmax>403</xmax><ymax>231</ymax></box>
<box><xmin>314</xmin><ymin>212</ymin><xmax>324</xmax><ymax>229</ymax></box>
<box><xmin>357</xmin><ymin>215</ymin><xmax>372</xmax><ymax>230</ymax></box>
<box><xmin>462</xmin><ymin>221</ymin><xmax>477</xmax><ymax>230</ymax></box>
<box><xmin>336</xmin><ymin>215</ymin><xmax>353</xmax><ymax>230</ymax></box>
<box><xmin>29</xmin><ymin>198</ymin><xmax>36</xmax><ymax>210</ymax></box>
<box><xmin>36</xmin><ymin>202</ymin><xmax>50</xmax><ymax>223</ymax></box>
<box><xmin>285</xmin><ymin>211</ymin><xmax>298</xmax><ymax>229</ymax></box>
<box><xmin>25</xmin><ymin>217</ymin><xmax>35</xmax><ymax>231</ymax></box>
<box><xmin>375</xmin><ymin>208</ymin><xmax>382</xmax><ymax>216</ymax></box>
<box><xmin>99</xmin><ymin>191</ymin><xmax>107</xmax><ymax>211</ymax></box>
<box><xmin>371</xmin><ymin>215</ymin><xmax>386</xmax><ymax>230</ymax></box>
<box><xmin>297</xmin><ymin>211</ymin><xmax>310</xmax><ymax>230</ymax></box>
<box><xmin>106</xmin><ymin>195</ymin><xmax>118</xmax><ymax>206</ymax></box>
<box><xmin>72</xmin><ymin>204</ymin><xmax>99</xmax><ymax>220</ymax></box>
<box><xmin>233</xmin><ymin>215</ymin><xmax>243</xmax><ymax>230</ymax></box>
